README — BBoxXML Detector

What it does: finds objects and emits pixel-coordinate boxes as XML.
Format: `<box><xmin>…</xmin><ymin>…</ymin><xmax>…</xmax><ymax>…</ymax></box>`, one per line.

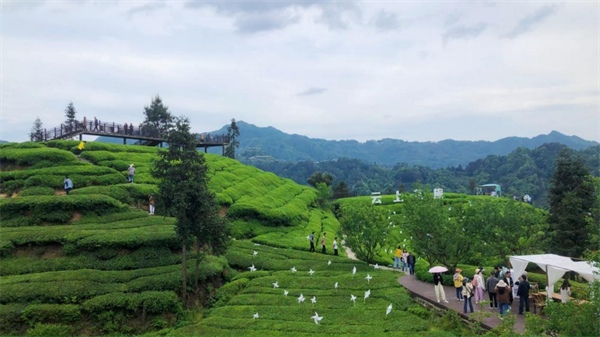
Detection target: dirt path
<box><xmin>342</xmin><ymin>241</ymin><xmax>405</xmax><ymax>273</ymax></box>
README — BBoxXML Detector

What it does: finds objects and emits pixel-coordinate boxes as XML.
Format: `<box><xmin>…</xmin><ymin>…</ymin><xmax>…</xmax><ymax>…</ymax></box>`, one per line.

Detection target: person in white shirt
<box><xmin>560</xmin><ymin>279</ymin><xmax>571</xmax><ymax>303</ymax></box>
<box><xmin>474</xmin><ymin>268</ymin><xmax>486</xmax><ymax>304</ymax></box>
<box><xmin>333</xmin><ymin>237</ymin><xmax>339</xmax><ymax>256</ymax></box>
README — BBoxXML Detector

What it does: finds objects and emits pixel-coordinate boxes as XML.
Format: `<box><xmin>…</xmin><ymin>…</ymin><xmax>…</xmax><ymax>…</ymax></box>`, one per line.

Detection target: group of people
<box><xmin>394</xmin><ymin>247</ymin><xmax>416</xmax><ymax>275</ymax></box>
<box><xmin>308</xmin><ymin>232</ymin><xmax>339</xmax><ymax>256</ymax></box>
<box><xmin>81</xmin><ymin>117</ymin><xmax>142</xmax><ymax>136</ymax></box>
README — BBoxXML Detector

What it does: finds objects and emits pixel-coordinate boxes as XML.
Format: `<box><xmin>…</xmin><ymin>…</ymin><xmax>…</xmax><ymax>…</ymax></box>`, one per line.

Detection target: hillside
<box><xmin>209</xmin><ymin>121</ymin><xmax>597</xmax><ymax>168</ymax></box>
<box><xmin>0</xmin><ymin>141</ymin><xmax>445</xmax><ymax>336</ymax></box>
<box><xmin>252</xmin><ymin>143</ymin><xmax>600</xmax><ymax>207</ymax></box>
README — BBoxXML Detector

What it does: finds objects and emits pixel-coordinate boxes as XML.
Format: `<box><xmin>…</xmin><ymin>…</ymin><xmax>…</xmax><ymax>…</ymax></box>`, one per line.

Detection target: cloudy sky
<box><xmin>2</xmin><ymin>0</ymin><xmax>599</xmax><ymax>142</ymax></box>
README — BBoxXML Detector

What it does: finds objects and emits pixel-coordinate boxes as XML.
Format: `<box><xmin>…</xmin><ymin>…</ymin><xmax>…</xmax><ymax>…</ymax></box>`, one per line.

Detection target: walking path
<box><xmin>398</xmin><ymin>275</ymin><xmax>527</xmax><ymax>333</ymax></box>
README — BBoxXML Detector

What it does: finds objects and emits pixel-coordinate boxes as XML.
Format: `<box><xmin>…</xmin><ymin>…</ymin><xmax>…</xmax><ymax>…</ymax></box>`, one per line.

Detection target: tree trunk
<box><xmin>182</xmin><ymin>243</ymin><xmax>187</xmax><ymax>303</ymax></box>
<box><xmin>194</xmin><ymin>238</ymin><xmax>200</xmax><ymax>294</ymax></box>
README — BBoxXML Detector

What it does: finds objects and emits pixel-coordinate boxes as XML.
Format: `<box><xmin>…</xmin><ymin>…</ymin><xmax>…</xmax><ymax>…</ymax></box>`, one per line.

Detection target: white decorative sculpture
<box><xmin>434</xmin><ymin>188</ymin><xmax>443</xmax><ymax>199</ymax></box>
<box><xmin>386</xmin><ymin>304</ymin><xmax>392</xmax><ymax>317</ymax></box>
<box><xmin>393</xmin><ymin>190</ymin><xmax>403</xmax><ymax>203</ymax></box>
<box><xmin>311</xmin><ymin>312</ymin><xmax>323</xmax><ymax>325</ymax></box>
<box><xmin>371</xmin><ymin>192</ymin><xmax>382</xmax><ymax>204</ymax></box>
<box><xmin>248</xmin><ymin>265</ymin><xmax>257</xmax><ymax>272</ymax></box>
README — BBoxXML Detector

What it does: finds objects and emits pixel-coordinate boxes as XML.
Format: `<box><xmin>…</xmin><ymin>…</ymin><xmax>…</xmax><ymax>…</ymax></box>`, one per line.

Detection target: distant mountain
<box><xmin>211</xmin><ymin>122</ymin><xmax>597</xmax><ymax>168</ymax></box>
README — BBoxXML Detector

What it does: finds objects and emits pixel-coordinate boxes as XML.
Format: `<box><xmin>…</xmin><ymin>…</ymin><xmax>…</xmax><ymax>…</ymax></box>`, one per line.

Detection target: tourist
<box><xmin>333</xmin><ymin>237</ymin><xmax>339</xmax><ymax>256</ymax></box>
<box><xmin>560</xmin><ymin>279</ymin><xmax>571</xmax><ymax>303</ymax></box>
<box><xmin>494</xmin><ymin>266</ymin><xmax>501</xmax><ymax>278</ymax></box>
<box><xmin>129</xmin><ymin>123</ymin><xmax>134</xmax><ymax>135</ymax></box>
<box><xmin>394</xmin><ymin>246</ymin><xmax>402</xmax><ymax>270</ymax></box>
<box><xmin>474</xmin><ymin>268</ymin><xmax>486</xmax><ymax>304</ymax></box>
<box><xmin>321</xmin><ymin>232</ymin><xmax>327</xmax><ymax>254</ymax></box>
<box><xmin>433</xmin><ymin>273</ymin><xmax>448</xmax><ymax>303</ymax></box>
<box><xmin>149</xmin><ymin>194</ymin><xmax>155</xmax><ymax>215</ymax></box>
<box><xmin>462</xmin><ymin>277</ymin><xmax>474</xmax><ymax>313</ymax></box>
<box><xmin>402</xmin><ymin>249</ymin><xmax>408</xmax><ymax>272</ymax></box>
<box><xmin>94</xmin><ymin>117</ymin><xmax>99</xmax><ymax>131</ymax></box>
<box><xmin>124</xmin><ymin>122</ymin><xmax>128</xmax><ymax>135</ymax></box>
<box><xmin>503</xmin><ymin>271</ymin><xmax>515</xmax><ymax>305</ymax></box>
<box><xmin>64</xmin><ymin>176</ymin><xmax>73</xmax><ymax>195</ymax></box>
<box><xmin>517</xmin><ymin>274</ymin><xmax>531</xmax><ymax>315</ymax></box>
<box><xmin>128</xmin><ymin>163</ymin><xmax>135</xmax><ymax>183</ymax></box>
<box><xmin>83</xmin><ymin>116</ymin><xmax>87</xmax><ymax>130</ymax></box>
<box><xmin>407</xmin><ymin>252</ymin><xmax>416</xmax><ymax>275</ymax></box>
<box><xmin>495</xmin><ymin>280</ymin><xmax>511</xmax><ymax>316</ymax></box>
<box><xmin>309</xmin><ymin>231</ymin><xmax>316</xmax><ymax>252</ymax></box>
<box><xmin>486</xmin><ymin>272</ymin><xmax>499</xmax><ymax>309</ymax></box>
<box><xmin>453</xmin><ymin>268</ymin><xmax>464</xmax><ymax>301</ymax></box>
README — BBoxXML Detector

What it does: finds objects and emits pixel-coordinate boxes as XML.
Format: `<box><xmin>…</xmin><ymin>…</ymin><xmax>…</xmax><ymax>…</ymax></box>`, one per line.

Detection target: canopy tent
<box><xmin>477</xmin><ymin>184</ymin><xmax>501</xmax><ymax>197</ymax></box>
<box><xmin>509</xmin><ymin>254</ymin><xmax>600</xmax><ymax>297</ymax></box>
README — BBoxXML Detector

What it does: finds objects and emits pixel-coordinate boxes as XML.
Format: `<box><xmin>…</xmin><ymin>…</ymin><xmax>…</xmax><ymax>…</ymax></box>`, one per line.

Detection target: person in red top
<box><xmin>149</xmin><ymin>194</ymin><xmax>155</xmax><ymax>215</ymax></box>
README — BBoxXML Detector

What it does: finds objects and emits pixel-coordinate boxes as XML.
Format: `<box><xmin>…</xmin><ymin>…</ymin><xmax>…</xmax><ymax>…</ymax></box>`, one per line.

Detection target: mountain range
<box><xmin>211</xmin><ymin>121</ymin><xmax>597</xmax><ymax>168</ymax></box>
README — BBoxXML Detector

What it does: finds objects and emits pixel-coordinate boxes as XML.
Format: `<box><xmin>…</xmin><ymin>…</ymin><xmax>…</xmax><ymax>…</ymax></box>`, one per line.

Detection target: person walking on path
<box><xmin>124</xmin><ymin>122</ymin><xmax>128</xmax><ymax>136</ymax></box>
<box><xmin>462</xmin><ymin>277</ymin><xmax>474</xmax><ymax>313</ymax></box>
<box><xmin>149</xmin><ymin>194</ymin><xmax>155</xmax><ymax>215</ymax></box>
<box><xmin>402</xmin><ymin>249</ymin><xmax>408</xmax><ymax>272</ymax></box>
<box><xmin>309</xmin><ymin>232</ymin><xmax>316</xmax><ymax>252</ymax></box>
<box><xmin>517</xmin><ymin>274</ymin><xmax>531</xmax><ymax>315</ymax></box>
<box><xmin>407</xmin><ymin>252</ymin><xmax>416</xmax><ymax>275</ymax></box>
<box><xmin>560</xmin><ymin>279</ymin><xmax>571</xmax><ymax>303</ymax></box>
<box><xmin>64</xmin><ymin>176</ymin><xmax>73</xmax><ymax>195</ymax></box>
<box><xmin>486</xmin><ymin>272</ymin><xmax>499</xmax><ymax>309</ymax></box>
<box><xmin>94</xmin><ymin>117</ymin><xmax>99</xmax><ymax>131</ymax></box>
<box><xmin>128</xmin><ymin>164</ymin><xmax>135</xmax><ymax>183</ymax></box>
<box><xmin>333</xmin><ymin>237</ymin><xmax>339</xmax><ymax>256</ymax></box>
<box><xmin>453</xmin><ymin>269</ymin><xmax>464</xmax><ymax>301</ymax></box>
<box><xmin>495</xmin><ymin>280</ymin><xmax>512</xmax><ymax>316</ymax></box>
<box><xmin>433</xmin><ymin>273</ymin><xmax>449</xmax><ymax>303</ymax></box>
<box><xmin>83</xmin><ymin>116</ymin><xmax>87</xmax><ymax>130</ymax></box>
<box><xmin>394</xmin><ymin>246</ymin><xmax>402</xmax><ymax>270</ymax></box>
<box><xmin>321</xmin><ymin>233</ymin><xmax>327</xmax><ymax>254</ymax></box>
<box><xmin>502</xmin><ymin>271</ymin><xmax>515</xmax><ymax>305</ymax></box>
<box><xmin>474</xmin><ymin>268</ymin><xmax>486</xmax><ymax>304</ymax></box>
<box><xmin>129</xmin><ymin>123</ymin><xmax>134</xmax><ymax>135</ymax></box>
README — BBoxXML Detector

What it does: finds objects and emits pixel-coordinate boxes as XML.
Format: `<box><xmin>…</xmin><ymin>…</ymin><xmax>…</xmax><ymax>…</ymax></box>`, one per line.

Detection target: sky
<box><xmin>2</xmin><ymin>0</ymin><xmax>599</xmax><ymax>143</ymax></box>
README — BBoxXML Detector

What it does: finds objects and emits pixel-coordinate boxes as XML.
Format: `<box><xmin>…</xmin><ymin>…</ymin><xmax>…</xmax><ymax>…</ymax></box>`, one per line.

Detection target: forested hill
<box><xmin>210</xmin><ymin>121</ymin><xmax>597</xmax><ymax>168</ymax></box>
<box><xmin>249</xmin><ymin>143</ymin><xmax>600</xmax><ymax>207</ymax></box>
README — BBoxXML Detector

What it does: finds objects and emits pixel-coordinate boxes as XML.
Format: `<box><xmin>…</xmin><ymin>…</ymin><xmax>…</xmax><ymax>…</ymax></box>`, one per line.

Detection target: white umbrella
<box><xmin>311</xmin><ymin>312</ymin><xmax>323</xmax><ymax>325</ymax></box>
<box><xmin>428</xmin><ymin>266</ymin><xmax>448</xmax><ymax>273</ymax></box>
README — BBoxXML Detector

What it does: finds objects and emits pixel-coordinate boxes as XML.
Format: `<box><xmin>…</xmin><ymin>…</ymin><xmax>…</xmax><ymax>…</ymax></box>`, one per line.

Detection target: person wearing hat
<box><xmin>453</xmin><ymin>268</ymin><xmax>464</xmax><ymax>301</ymax></box>
<box><xmin>474</xmin><ymin>268</ymin><xmax>486</xmax><ymax>304</ymax></box>
<box><xmin>462</xmin><ymin>277</ymin><xmax>474</xmax><ymax>313</ymax></box>
<box><xmin>495</xmin><ymin>280</ymin><xmax>512</xmax><ymax>316</ymax></box>
<box><xmin>128</xmin><ymin>164</ymin><xmax>136</xmax><ymax>183</ymax></box>
<box><xmin>486</xmin><ymin>271</ymin><xmax>499</xmax><ymax>309</ymax></box>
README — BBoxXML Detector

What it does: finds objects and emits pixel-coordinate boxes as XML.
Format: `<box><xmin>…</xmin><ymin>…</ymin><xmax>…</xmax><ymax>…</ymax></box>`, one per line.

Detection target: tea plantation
<box><xmin>0</xmin><ymin>141</ymin><xmax>449</xmax><ymax>336</ymax></box>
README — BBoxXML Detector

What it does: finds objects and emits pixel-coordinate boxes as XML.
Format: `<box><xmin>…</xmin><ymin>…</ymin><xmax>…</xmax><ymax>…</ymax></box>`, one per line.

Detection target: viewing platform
<box><xmin>39</xmin><ymin>120</ymin><xmax>230</xmax><ymax>154</ymax></box>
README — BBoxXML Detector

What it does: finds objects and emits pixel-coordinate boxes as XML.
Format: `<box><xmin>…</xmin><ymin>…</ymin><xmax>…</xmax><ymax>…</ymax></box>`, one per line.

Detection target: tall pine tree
<box><xmin>143</xmin><ymin>96</ymin><xmax>173</xmax><ymax>137</ymax></box>
<box><xmin>64</xmin><ymin>102</ymin><xmax>77</xmax><ymax>129</ymax></box>
<box><xmin>152</xmin><ymin>116</ymin><xmax>227</xmax><ymax>303</ymax></box>
<box><xmin>29</xmin><ymin>117</ymin><xmax>44</xmax><ymax>142</ymax></box>
<box><xmin>548</xmin><ymin>149</ymin><xmax>595</xmax><ymax>257</ymax></box>
<box><xmin>224</xmin><ymin>118</ymin><xmax>241</xmax><ymax>159</ymax></box>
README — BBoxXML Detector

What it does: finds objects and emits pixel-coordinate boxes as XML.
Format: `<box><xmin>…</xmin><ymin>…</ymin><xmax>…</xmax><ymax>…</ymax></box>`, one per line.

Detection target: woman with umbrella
<box><xmin>430</xmin><ymin>266</ymin><xmax>449</xmax><ymax>303</ymax></box>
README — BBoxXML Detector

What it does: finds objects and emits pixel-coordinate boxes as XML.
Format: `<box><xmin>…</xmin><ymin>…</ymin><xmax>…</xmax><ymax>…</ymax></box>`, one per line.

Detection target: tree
<box><xmin>308</xmin><ymin>172</ymin><xmax>333</xmax><ymax>188</ymax></box>
<box><xmin>224</xmin><ymin>118</ymin><xmax>241</xmax><ymax>159</ymax></box>
<box><xmin>315</xmin><ymin>182</ymin><xmax>333</xmax><ymax>211</ymax></box>
<box><xmin>152</xmin><ymin>116</ymin><xmax>228</xmax><ymax>303</ymax></box>
<box><xmin>332</xmin><ymin>181</ymin><xmax>350</xmax><ymax>197</ymax></box>
<box><xmin>339</xmin><ymin>203</ymin><xmax>391</xmax><ymax>263</ymax></box>
<box><xmin>402</xmin><ymin>192</ymin><xmax>478</xmax><ymax>271</ymax></box>
<box><xmin>143</xmin><ymin>95</ymin><xmax>173</xmax><ymax>137</ymax></box>
<box><xmin>548</xmin><ymin>149</ymin><xmax>595</xmax><ymax>257</ymax></box>
<box><xmin>64</xmin><ymin>102</ymin><xmax>77</xmax><ymax>130</ymax></box>
<box><xmin>470</xmin><ymin>200</ymin><xmax>548</xmax><ymax>261</ymax></box>
<box><xmin>29</xmin><ymin>117</ymin><xmax>44</xmax><ymax>142</ymax></box>
<box><xmin>468</xmin><ymin>179</ymin><xmax>476</xmax><ymax>195</ymax></box>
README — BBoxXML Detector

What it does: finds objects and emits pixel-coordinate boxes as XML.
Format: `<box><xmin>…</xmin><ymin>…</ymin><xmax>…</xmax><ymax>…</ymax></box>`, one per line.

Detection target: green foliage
<box><xmin>83</xmin><ymin>291</ymin><xmax>182</xmax><ymax>315</ymax></box>
<box><xmin>338</xmin><ymin>203</ymin><xmax>391</xmax><ymax>263</ymax></box>
<box><xmin>71</xmin><ymin>183</ymin><xmax>157</xmax><ymax>204</ymax></box>
<box><xmin>0</xmin><ymin>147</ymin><xmax>77</xmax><ymax>166</ymax></box>
<box><xmin>19</xmin><ymin>187</ymin><xmax>55</xmax><ymax>197</ymax></box>
<box><xmin>224</xmin><ymin>118</ymin><xmax>240</xmax><ymax>159</ymax></box>
<box><xmin>21</xmin><ymin>304</ymin><xmax>81</xmax><ymax>325</ymax></box>
<box><xmin>29</xmin><ymin>118</ymin><xmax>44</xmax><ymax>142</ymax></box>
<box><xmin>26</xmin><ymin>323</ymin><xmax>73</xmax><ymax>336</ymax></box>
<box><xmin>544</xmin><ymin>299</ymin><xmax>599</xmax><ymax>336</ymax></box>
<box><xmin>548</xmin><ymin>149</ymin><xmax>596</xmax><ymax>257</ymax></box>
<box><xmin>210</xmin><ymin>278</ymin><xmax>249</xmax><ymax>309</ymax></box>
<box><xmin>0</xmin><ymin>304</ymin><xmax>26</xmax><ymax>334</ymax></box>
<box><xmin>64</xmin><ymin>102</ymin><xmax>77</xmax><ymax>128</ymax></box>
<box><xmin>315</xmin><ymin>182</ymin><xmax>333</xmax><ymax>210</ymax></box>
<box><xmin>308</xmin><ymin>172</ymin><xmax>333</xmax><ymax>187</ymax></box>
<box><xmin>143</xmin><ymin>95</ymin><xmax>173</xmax><ymax>137</ymax></box>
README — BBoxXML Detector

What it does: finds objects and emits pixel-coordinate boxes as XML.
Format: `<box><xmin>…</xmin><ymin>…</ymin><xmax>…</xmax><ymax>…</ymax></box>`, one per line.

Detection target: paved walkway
<box><xmin>398</xmin><ymin>275</ymin><xmax>528</xmax><ymax>333</ymax></box>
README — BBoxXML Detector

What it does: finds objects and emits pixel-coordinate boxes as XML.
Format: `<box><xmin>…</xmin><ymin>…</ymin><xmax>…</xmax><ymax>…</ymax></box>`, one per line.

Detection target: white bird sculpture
<box><xmin>386</xmin><ymin>304</ymin><xmax>393</xmax><ymax>317</ymax></box>
<box><xmin>328</xmin><ymin>260</ymin><xmax>332</xmax><ymax>266</ymax></box>
<box><xmin>364</xmin><ymin>289</ymin><xmax>371</xmax><ymax>302</ymax></box>
<box><xmin>291</xmin><ymin>266</ymin><xmax>297</xmax><ymax>273</ymax></box>
<box><xmin>350</xmin><ymin>294</ymin><xmax>357</xmax><ymax>306</ymax></box>
<box><xmin>311</xmin><ymin>312</ymin><xmax>323</xmax><ymax>325</ymax></box>
<box><xmin>366</xmin><ymin>274</ymin><xmax>373</xmax><ymax>284</ymax></box>
<box><xmin>374</xmin><ymin>264</ymin><xmax>380</xmax><ymax>270</ymax></box>
<box><xmin>248</xmin><ymin>265</ymin><xmax>257</xmax><ymax>272</ymax></box>
<box><xmin>253</xmin><ymin>251</ymin><xmax>258</xmax><ymax>257</ymax></box>
<box><xmin>311</xmin><ymin>296</ymin><xmax>317</xmax><ymax>305</ymax></box>
<box><xmin>273</xmin><ymin>282</ymin><xmax>279</xmax><ymax>289</ymax></box>
<box><xmin>284</xmin><ymin>290</ymin><xmax>289</xmax><ymax>296</ymax></box>
<box><xmin>253</xmin><ymin>312</ymin><xmax>259</xmax><ymax>320</ymax></box>
<box><xmin>298</xmin><ymin>294</ymin><xmax>305</xmax><ymax>304</ymax></box>
<box><xmin>352</xmin><ymin>266</ymin><xmax>357</xmax><ymax>276</ymax></box>
<box><xmin>308</xmin><ymin>269</ymin><xmax>315</xmax><ymax>276</ymax></box>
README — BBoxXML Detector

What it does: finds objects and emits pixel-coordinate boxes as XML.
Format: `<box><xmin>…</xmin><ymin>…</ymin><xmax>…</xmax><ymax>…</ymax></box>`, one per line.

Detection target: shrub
<box><xmin>0</xmin><ymin>304</ymin><xmax>25</xmax><ymax>334</ymax></box>
<box><xmin>83</xmin><ymin>291</ymin><xmax>182</xmax><ymax>315</ymax></box>
<box><xmin>19</xmin><ymin>187</ymin><xmax>56</xmax><ymax>197</ymax></box>
<box><xmin>0</xmin><ymin>195</ymin><xmax>127</xmax><ymax>221</ymax></box>
<box><xmin>0</xmin><ymin>148</ymin><xmax>77</xmax><ymax>166</ymax></box>
<box><xmin>26</xmin><ymin>323</ymin><xmax>73</xmax><ymax>336</ymax></box>
<box><xmin>21</xmin><ymin>304</ymin><xmax>81</xmax><ymax>325</ymax></box>
<box><xmin>211</xmin><ymin>278</ymin><xmax>249</xmax><ymax>309</ymax></box>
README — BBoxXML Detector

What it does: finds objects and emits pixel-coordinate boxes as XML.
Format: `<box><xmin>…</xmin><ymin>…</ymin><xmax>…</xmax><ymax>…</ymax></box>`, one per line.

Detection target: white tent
<box><xmin>509</xmin><ymin>254</ymin><xmax>600</xmax><ymax>297</ymax></box>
